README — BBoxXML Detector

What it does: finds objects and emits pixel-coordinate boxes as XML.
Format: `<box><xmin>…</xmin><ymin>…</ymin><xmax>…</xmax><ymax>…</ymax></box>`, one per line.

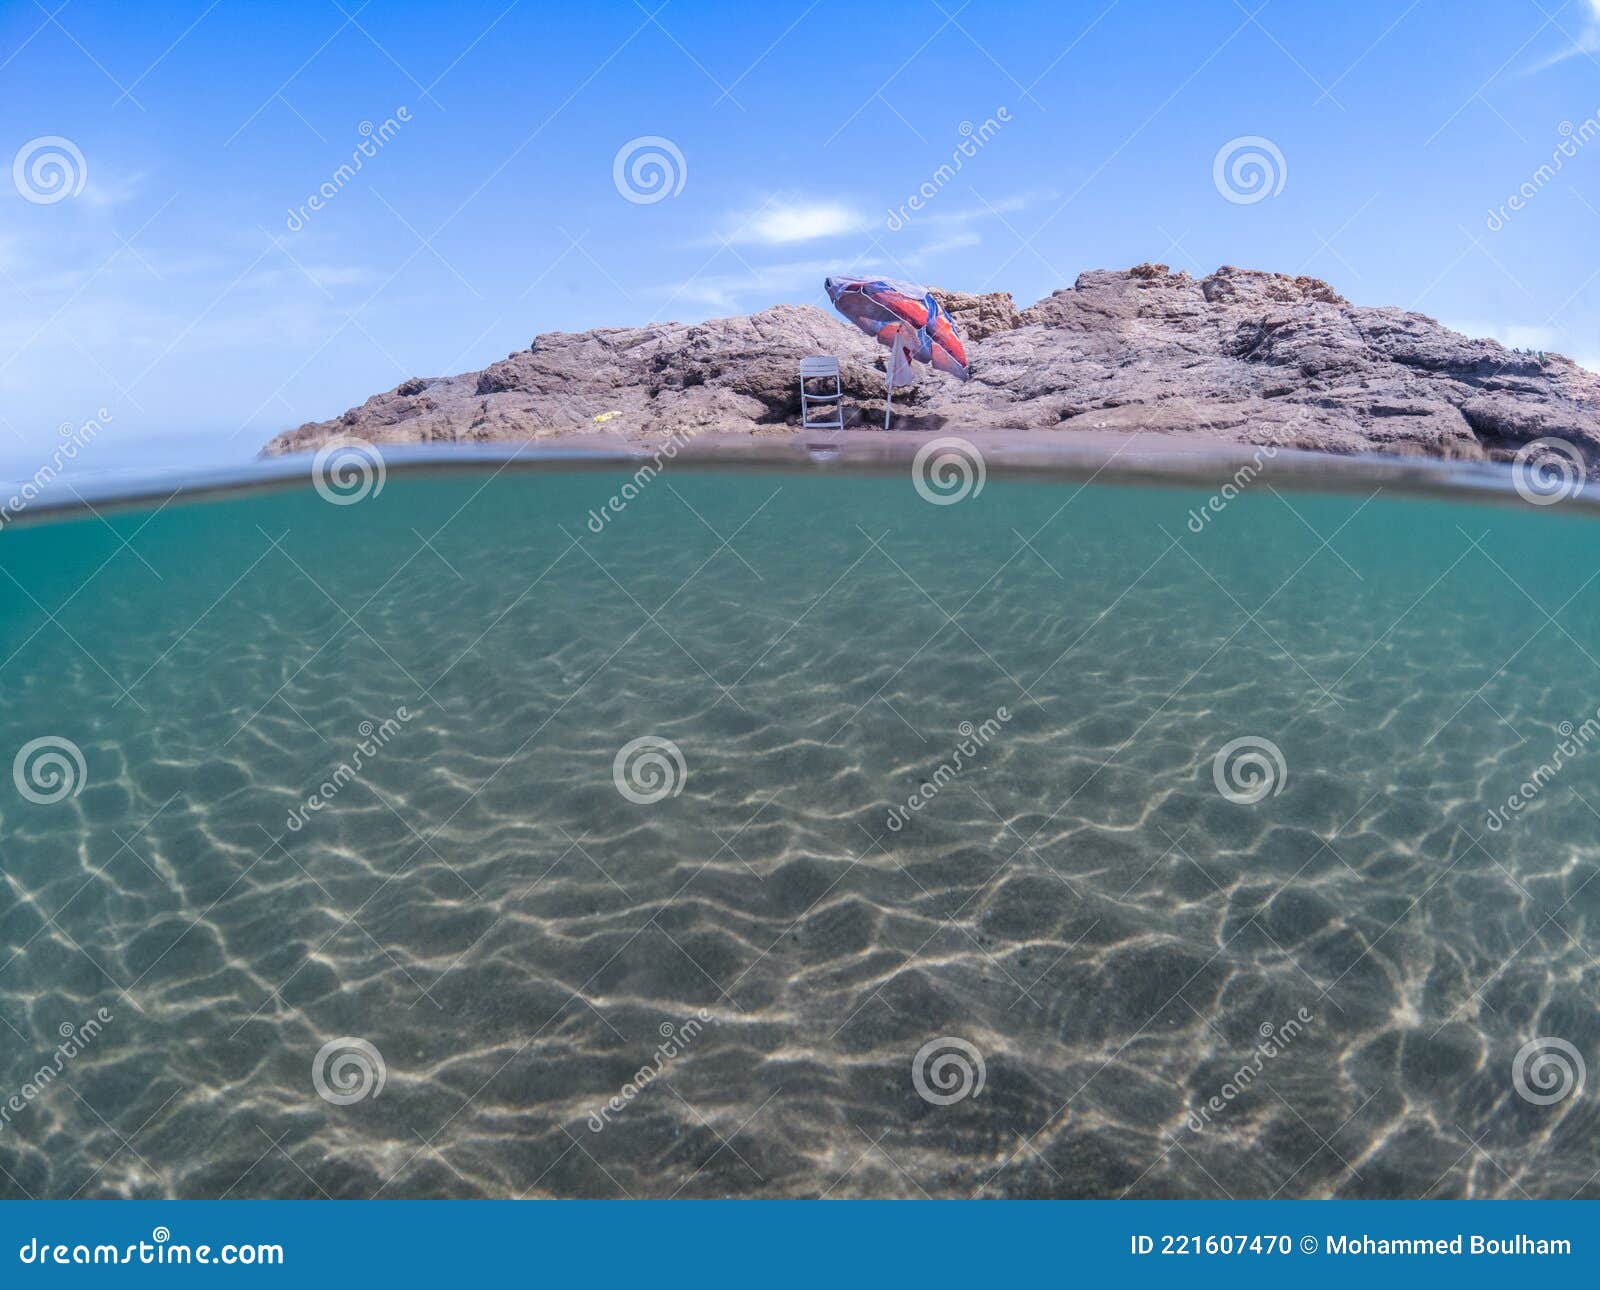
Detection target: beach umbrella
<box><xmin>825</xmin><ymin>276</ymin><xmax>970</xmax><ymax>428</ymax></box>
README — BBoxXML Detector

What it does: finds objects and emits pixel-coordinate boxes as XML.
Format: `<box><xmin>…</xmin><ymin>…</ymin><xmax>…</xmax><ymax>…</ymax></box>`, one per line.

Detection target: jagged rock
<box><xmin>1200</xmin><ymin>264</ymin><xmax>1347</xmax><ymax>306</ymax></box>
<box><xmin>262</xmin><ymin>265</ymin><xmax>1600</xmax><ymax>466</ymax></box>
<box><xmin>929</xmin><ymin>288</ymin><xmax>1024</xmax><ymax>340</ymax></box>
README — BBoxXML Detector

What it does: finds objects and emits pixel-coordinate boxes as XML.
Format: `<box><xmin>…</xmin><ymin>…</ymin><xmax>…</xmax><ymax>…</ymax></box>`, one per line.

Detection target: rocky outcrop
<box><xmin>262</xmin><ymin>264</ymin><xmax>1600</xmax><ymax>467</ymax></box>
<box><xmin>929</xmin><ymin>287</ymin><xmax>1025</xmax><ymax>340</ymax></box>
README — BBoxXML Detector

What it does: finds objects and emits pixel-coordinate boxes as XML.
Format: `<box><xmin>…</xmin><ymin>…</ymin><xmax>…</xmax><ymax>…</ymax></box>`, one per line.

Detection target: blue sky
<box><xmin>4</xmin><ymin>0</ymin><xmax>1600</xmax><ymax>468</ymax></box>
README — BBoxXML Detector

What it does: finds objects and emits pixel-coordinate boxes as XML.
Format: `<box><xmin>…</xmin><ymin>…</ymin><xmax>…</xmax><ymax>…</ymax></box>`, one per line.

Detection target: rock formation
<box><xmin>262</xmin><ymin>264</ymin><xmax>1600</xmax><ymax>466</ymax></box>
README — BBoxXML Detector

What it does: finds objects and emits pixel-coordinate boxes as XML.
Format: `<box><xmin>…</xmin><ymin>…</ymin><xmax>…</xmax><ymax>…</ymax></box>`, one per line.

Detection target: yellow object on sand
<box><xmin>593</xmin><ymin>410</ymin><xmax>622</xmax><ymax>423</ymax></box>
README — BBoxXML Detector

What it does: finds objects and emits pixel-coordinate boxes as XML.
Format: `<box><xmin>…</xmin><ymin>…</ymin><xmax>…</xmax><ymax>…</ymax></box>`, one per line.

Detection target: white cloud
<box><xmin>1445</xmin><ymin>326</ymin><xmax>1600</xmax><ymax>376</ymax></box>
<box><xmin>885</xmin><ymin>191</ymin><xmax>1050</xmax><ymax>260</ymax></box>
<box><xmin>716</xmin><ymin>199</ymin><xmax>868</xmax><ymax>246</ymax></box>
<box><xmin>655</xmin><ymin>256</ymin><xmax>880</xmax><ymax>314</ymax></box>
<box><xmin>669</xmin><ymin>190</ymin><xmax>1051</xmax><ymax>311</ymax></box>
<box><xmin>81</xmin><ymin>170</ymin><xmax>145</xmax><ymax>209</ymax></box>
<box><xmin>1527</xmin><ymin>0</ymin><xmax>1600</xmax><ymax>71</ymax></box>
<box><xmin>233</xmin><ymin>263</ymin><xmax>373</xmax><ymax>294</ymax></box>
<box><xmin>916</xmin><ymin>229</ymin><xmax>982</xmax><ymax>256</ymax></box>
<box><xmin>915</xmin><ymin>192</ymin><xmax>1040</xmax><ymax>228</ymax></box>
<box><xmin>1453</xmin><ymin>321</ymin><xmax>1560</xmax><ymax>350</ymax></box>
<box><xmin>300</xmin><ymin>264</ymin><xmax>376</xmax><ymax>289</ymax></box>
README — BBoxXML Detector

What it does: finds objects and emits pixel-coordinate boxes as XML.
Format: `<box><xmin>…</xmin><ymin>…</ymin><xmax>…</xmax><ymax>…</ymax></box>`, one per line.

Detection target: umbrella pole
<box><xmin>884</xmin><ymin>326</ymin><xmax>896</xmax><ymax>431</ymax></box>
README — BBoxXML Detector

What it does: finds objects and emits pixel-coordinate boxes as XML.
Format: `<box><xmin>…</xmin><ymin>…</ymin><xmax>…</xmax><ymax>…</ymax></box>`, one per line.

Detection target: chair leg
<box><xmin>799</xmin><ymin>372</ymin><xmax>845</xmax><ymax>430</ymax></box>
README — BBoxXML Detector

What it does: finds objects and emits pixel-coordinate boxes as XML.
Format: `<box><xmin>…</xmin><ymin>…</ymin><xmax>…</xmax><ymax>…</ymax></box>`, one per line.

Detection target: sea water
<box><xmin>0</xmin><ymin>458</ymin><xmax>1596</xmax><ymax>1198</ymax></box>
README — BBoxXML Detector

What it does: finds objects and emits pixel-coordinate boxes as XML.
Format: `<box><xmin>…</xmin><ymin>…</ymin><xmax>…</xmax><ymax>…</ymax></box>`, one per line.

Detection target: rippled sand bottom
<box><xmin>1</xmin><ymin>465</ymin><xmax>1597</xmax><ymax>1198</ymax></box>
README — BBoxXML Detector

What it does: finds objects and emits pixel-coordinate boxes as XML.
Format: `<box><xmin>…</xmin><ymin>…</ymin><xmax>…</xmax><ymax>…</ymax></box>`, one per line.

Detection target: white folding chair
<box><xmin>799</xmin><ymin>356</ymin><xmax>844</xmax><ymax>430</ymax></box>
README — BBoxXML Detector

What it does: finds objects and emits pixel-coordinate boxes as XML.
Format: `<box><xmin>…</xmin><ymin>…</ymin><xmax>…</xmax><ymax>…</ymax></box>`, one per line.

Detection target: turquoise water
<box><xmin>1</xmin><ymin>460</ymin><xmax>1597</xmax><ymax>1198</ymax></box>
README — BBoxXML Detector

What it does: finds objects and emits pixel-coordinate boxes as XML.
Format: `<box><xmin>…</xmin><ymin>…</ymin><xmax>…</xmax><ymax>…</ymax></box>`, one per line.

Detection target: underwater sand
<box><xmin>0</xmin><ymin>455</ymin><xmax>1597</xmax><ymax>1198</ymax></box>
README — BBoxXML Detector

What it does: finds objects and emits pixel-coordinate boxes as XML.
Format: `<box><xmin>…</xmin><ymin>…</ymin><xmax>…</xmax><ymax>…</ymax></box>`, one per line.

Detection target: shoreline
<box><xmin>5</xmin><ymin>430</ymin><xmax>1596</xmax><ymax>533</ymax></box>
